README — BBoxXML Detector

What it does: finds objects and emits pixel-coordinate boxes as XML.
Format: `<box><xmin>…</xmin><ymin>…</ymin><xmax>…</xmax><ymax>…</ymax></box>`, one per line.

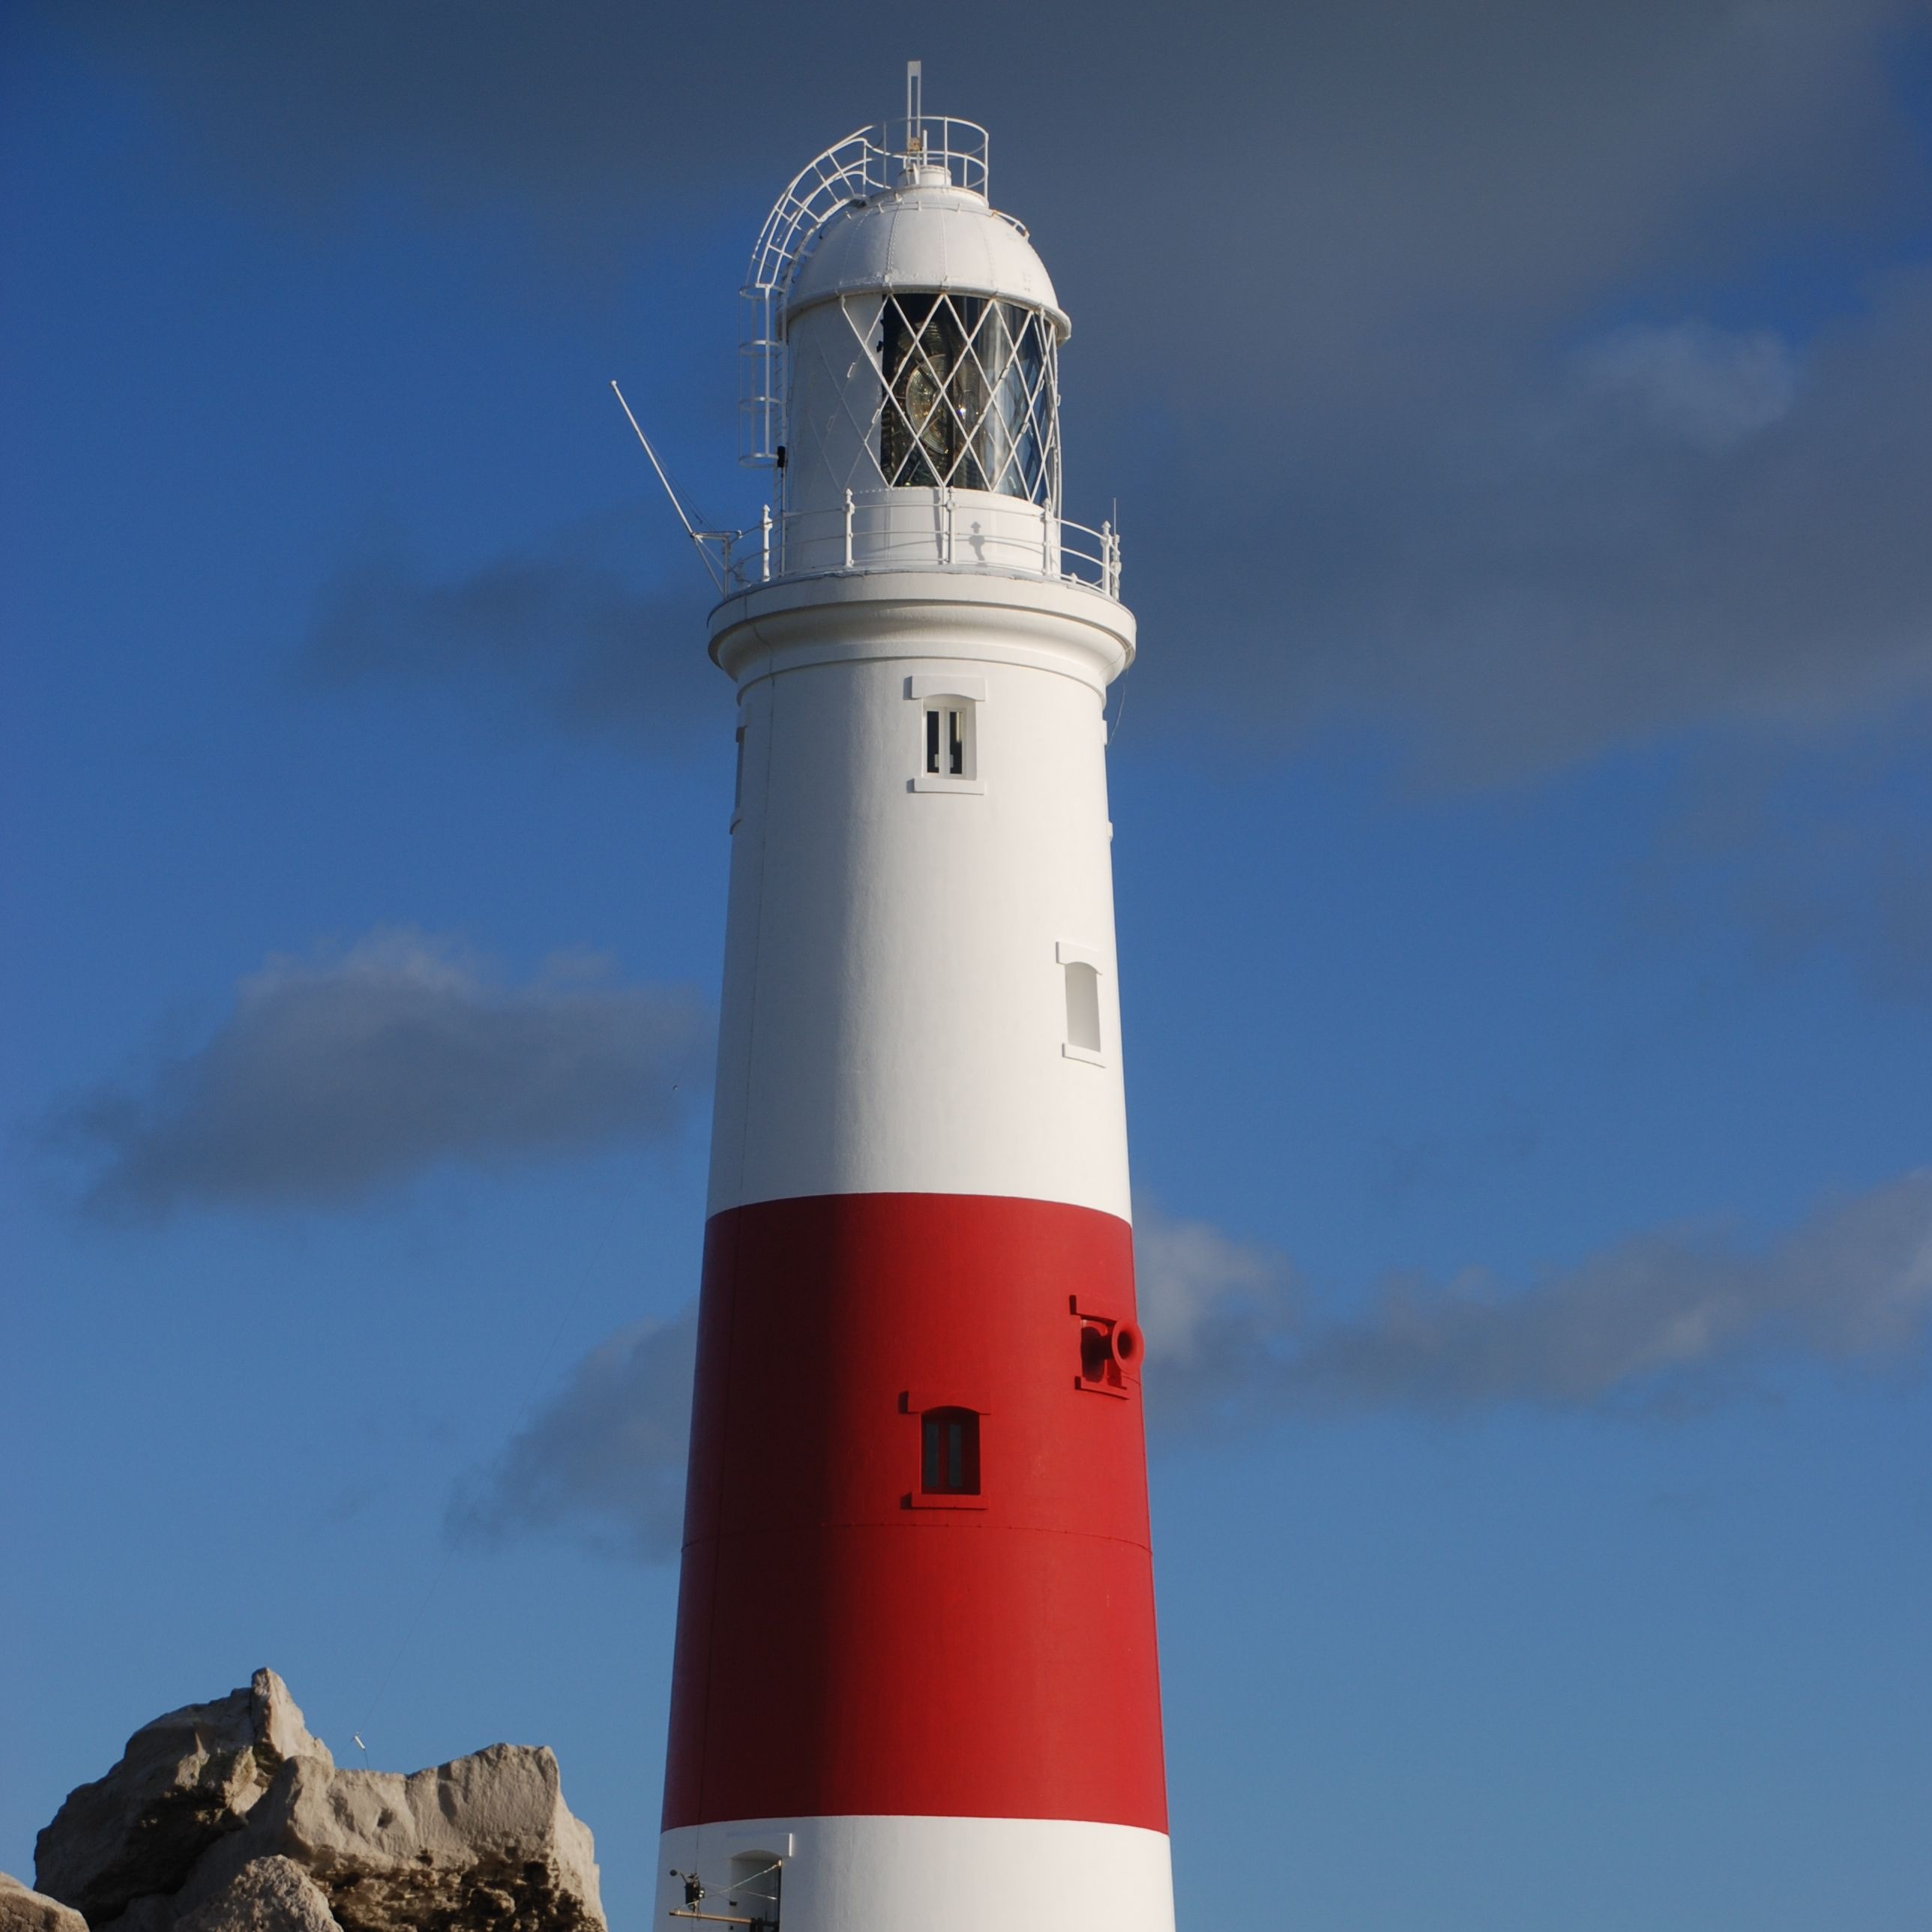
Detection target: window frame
<box><xmin>1057</xmin><ymin>940</ymin><xmax>1108</xmax><ymax>1065</ymax></box>
<box><xmin>900</xmin><ymin>1389</ymin><xmax>990</xmax><ymax>1511</ymax></box>
<box><xmin>906</xmin><ymin>673</ymin><xmax>987</xmax><ymax>794</ymax></box>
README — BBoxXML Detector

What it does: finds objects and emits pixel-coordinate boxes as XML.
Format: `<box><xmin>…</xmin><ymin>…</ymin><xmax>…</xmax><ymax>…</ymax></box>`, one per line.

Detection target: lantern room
<box><xmin>729</xmin><ymin>96</ymin><xmax>1118</xmax><ymax>595</ymax></box>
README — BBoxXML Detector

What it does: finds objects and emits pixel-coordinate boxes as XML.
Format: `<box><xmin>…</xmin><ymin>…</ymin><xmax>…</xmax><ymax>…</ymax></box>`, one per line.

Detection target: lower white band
<box><xmin>657</xmin><ymin>1814</ymin><xmax>1176</xmax><ymax>1932</ymax></box>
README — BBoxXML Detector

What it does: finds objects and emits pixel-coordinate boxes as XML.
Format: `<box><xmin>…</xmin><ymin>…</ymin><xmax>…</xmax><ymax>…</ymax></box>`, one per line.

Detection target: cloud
<box><xmin>1137</xmin><ymin>1177</ymin><xmax>1932</xmax><ymax>1428</ymax></box>
<box><xmin>1133</xmin><ymin>1208</ymin><xmax>1305</xmax><ymax>1426</ymax></box>
<box><xmin>46</xmin><ymin>1</ymin><xmax>1932</xmax><ymax>777</ymax></box>
<box><xmin>1577</xmin><ymin>321</ymin><xmax>1797</xmax><ymax>451</ymax></box>
<box><xmin>448</xmin><ymin>1304</ymin><xmax>696</xmax><ymax>1563</ymax></box>
<box><xmin>46</xmin><ymin>929</ymin><xmax>711</xmax><ymax>1220</ymax></box>
<box><xmin>1130</xmin><ymin>268</ymin><xmax>1932</xmax><ymax>781</ymax></box>
<box><xmin>34</xmin><ymin>1</ymin><xmax>1918</xmax><ymax>316</ymax></box>
<box><xmin>298</xmin><ymin>535</ymin><xmax>725</xmax><ymax>753</ymax></box>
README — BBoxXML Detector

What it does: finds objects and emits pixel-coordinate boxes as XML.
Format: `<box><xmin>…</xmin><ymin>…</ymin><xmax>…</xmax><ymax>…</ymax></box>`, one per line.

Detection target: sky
<box><xmin>4</xmin><ymin>4</ymin><xmax>1931</xmax><ymax>1927</ymax></box>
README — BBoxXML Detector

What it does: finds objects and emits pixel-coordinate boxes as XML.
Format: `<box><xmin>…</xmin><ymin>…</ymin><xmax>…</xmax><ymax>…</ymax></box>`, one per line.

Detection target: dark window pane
<box><xmin>920</xmin><ymin>1406</ymin><xmax>981</xmax><ymax>1495</ymax></box>
<box><xmin>878</xmin><ymin>295</ymin><xmax>1057</xmax><ymax>507</ymax></box>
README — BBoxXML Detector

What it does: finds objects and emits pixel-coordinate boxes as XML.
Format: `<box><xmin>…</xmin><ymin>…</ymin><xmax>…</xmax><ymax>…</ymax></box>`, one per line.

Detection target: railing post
<box><xmin>1044</xmin><ymin>514</ymin><xmax>1053</xmax><ymax>579</ymax></box>
<box><xmin>843</xmin><ymin>488</ymin><xmax>854</xmax><ymax>569</ymax></box>
<box><xmin>720</xmin><ymin>534</ymin><xmax>734</xmax><ymax>588</ymax></box>
<box><xmin>760</xmin><ymin>505</ymin><xmax>771</xmax><ymax>582</ymax></box>
<box><xmin>1101</xmin><ymin>520</ymin><xmax>1113</xmax><ymax>596</ymax></box>
<box><xmin>944</xmin><ymin>487</ymin><xmax>955</xmax><ymax>565</ymax></box>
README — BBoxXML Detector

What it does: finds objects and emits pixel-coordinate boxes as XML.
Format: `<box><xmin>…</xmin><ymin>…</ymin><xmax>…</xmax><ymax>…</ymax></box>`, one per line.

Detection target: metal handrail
<box><xmin>701</xmin><ymin>494</ymin><xmax>1123</xmax><ymax>601</ymax></box>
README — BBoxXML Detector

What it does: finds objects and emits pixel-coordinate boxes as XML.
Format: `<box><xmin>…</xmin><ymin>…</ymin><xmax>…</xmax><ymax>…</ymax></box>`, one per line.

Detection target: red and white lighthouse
<box><xmin>655</xmin><ymin>80</ymin><xmax>1174</xmax><ymax>1932</ymax></box>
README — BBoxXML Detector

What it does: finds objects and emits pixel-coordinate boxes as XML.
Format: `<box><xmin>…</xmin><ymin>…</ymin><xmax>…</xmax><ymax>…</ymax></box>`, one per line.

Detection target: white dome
<box><xmin>786</xmin><ymin>178</ymin><xmax>1070</xmax><ymax>340</ymax></box>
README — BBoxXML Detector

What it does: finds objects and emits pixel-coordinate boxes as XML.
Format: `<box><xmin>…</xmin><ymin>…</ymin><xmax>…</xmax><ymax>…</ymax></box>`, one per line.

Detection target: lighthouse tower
<box><xmin>655</xmin><ymin>83</ymin><xmax>1174</xmax><ymax>1932</ymax></box>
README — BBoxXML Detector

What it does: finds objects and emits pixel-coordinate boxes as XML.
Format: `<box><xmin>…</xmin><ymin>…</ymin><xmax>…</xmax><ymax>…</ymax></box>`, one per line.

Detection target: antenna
<box><xmin>906</xmin><ymin>59</ymin><xmax>922</xmax><ymax>153</ymax></box>
<box><xmin>610</xmin><ymin>380</ymin><xmax>723</xmax><ymax>591</ymax></box>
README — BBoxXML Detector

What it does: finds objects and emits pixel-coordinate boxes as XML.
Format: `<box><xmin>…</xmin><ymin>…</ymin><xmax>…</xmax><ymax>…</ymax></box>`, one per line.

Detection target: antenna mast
<box><xmin>610</xmin><ymin>380</ymin><xmax>725</xmax><ymax>591</ymax></box>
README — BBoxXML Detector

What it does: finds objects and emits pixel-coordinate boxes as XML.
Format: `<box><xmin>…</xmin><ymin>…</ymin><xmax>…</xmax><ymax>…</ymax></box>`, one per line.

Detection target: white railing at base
<box><xmin>701</xmin><ymin>495</ymin><xmax>1122</xmax><ymax>601</ymax></box>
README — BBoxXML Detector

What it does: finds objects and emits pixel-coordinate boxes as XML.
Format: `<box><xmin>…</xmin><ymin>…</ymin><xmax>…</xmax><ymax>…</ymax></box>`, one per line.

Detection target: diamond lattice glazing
<box><xmin>837</xmin><ymin>293</ymin><xmax>1060</xmax><ymax>508</ymax></box>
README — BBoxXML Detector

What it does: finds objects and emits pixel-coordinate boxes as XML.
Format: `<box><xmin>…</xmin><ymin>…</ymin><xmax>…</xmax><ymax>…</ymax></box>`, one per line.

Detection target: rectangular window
<box><xmin>924</xmin><ymin>703</ymin><xmax>972</xmax><ymax>779</ymax></box>
<box><xmin>920</xmin><ymin>1407</ymin><xmax>981</xmax><ymax>1495</ymax></box>
<box><xmin>1064</xmin><ymin>960</ymin><xmax>1101</xmax><ymax>1055</ymax></box>
<box><xmin>907</xmin><ymin>675</ymin><xmax>986</xmax><ymax>794</ymax></box>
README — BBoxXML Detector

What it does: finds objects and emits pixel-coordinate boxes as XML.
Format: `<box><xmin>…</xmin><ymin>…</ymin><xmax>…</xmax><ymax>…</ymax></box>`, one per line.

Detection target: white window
<box><xmin>906</xmin><ymin>673</ymin><xmax>986</xmax><ymax>793</ymax></box>
<box><xmin>1058</xmin><ymin>941</ymin><xmax>1107</xmax><ymax>1063</ymax></box>
<box><xmin>924</xmin><ymin>701</ymin><xmax>974</xmax><ymax>779</ymax></box>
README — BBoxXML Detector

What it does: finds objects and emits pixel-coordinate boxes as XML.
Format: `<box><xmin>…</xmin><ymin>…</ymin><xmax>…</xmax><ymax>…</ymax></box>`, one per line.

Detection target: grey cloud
<box><xmin>448</xmin><ymin>1304</ymin><xmax>697</xmax><ymax>1563</ymax></box>
<box><xmin>299</xmin><ymin>536</ymin><xmax>725</xmax><ymax>753</ymax></box>
<box><xmin>1577</xmin><ymin>321</ymin><xmax>1797</xmax><ymax>452</ymax></box>
<box><xmin>1134</xmin><ymin>1208</ymin><xmax>1307</xmax><ymax>1427</ymax></box>
<box><xmin>46</xmin><ymin>930</ymin><xmax>711</xmax><ymax>1220</ymax></box>
<box><xmin>34</xmin><ymin>1</ymin><xmax>1919</xmax><ymax>331</ymax></box>
<box><xmin>46</xmin><ymin>1</ymin><xmax>1932</xmax><ymax>777</ymax></box>
<box><xmin>1136</xmin><ymin>1176</ymin><xmax>1932</xmax><ymax>1428</ymax></box>
<box><xmin>1131</xmin><ymin>268</ymin><xmax>1932</xmax><ymax>781</ymax></box>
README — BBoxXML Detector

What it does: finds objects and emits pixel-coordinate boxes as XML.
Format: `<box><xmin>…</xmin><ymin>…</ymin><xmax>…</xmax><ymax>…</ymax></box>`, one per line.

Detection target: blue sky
<box><xmin>4</xmin><ymin>5</ymin><xmax>1931</xmax><ymax>1928</ymax></box>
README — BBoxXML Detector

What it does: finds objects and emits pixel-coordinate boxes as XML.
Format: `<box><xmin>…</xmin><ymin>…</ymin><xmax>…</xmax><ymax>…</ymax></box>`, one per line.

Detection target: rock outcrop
<box><xmin>32</xmin><ymin>1674</ymin><xmax>603</xmax><ymax>1932</ymax></box>
<box><xmin>34</xmin><ymin>1673</ymin><xmax>330</xmax><ymax>1927</ymax></box>
<box><xmin>1</xmin><ymin>1873</ymin><xmax>88</xmax><ymax>1932</ymax></box>
<box><xmin>171</xmin><ymin>1859</ymin><xmax>337</xmax><ymax>1932</ymax></box>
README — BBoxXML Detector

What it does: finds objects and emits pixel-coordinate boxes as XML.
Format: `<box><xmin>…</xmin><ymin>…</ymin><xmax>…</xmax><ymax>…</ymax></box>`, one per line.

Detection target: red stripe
<box><xmin>663</xmin><ymin>1193</ymin><xmax>1168</xmax><ymax>1832</ymax></box>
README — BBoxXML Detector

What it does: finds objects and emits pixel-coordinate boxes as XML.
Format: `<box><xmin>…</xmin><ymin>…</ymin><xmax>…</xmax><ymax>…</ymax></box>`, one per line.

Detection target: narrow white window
<box><xmin>924</xmin><ymin>702</ymin><xmax>973</xmax><ymax>779</ymax></box>
<box><xmin>906</xmin><ymin>674</ymin><xmax>986</xmax><ymax>793</ymax></box>
<box><xmin>1064</xmin><ymin>961</ymin><xmax>1101</xmax><ymax>1053</ymax></box>
<box><xmin>1058</xmin><ymin>942</ymin><xmax>1106</xmax><ymax>1063</ymax></box>
<box><xmin>730</xmin><ymin>723</ymin><xmax>746</xmax><ymax>830</ymax></box>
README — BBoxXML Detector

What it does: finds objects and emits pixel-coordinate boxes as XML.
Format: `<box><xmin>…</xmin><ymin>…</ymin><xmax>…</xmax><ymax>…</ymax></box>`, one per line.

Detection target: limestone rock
<box><xmin>171</xmin><ymin>1859</ymin><xmax>339</xmax><ymax>1932</ymax></box>
<box><xmin>240</xmin><ymin>1748</ymin><xmax>604</xmax><ymax>1932</ymax></box>
<box><xmin>0</xmin><ymin>1873</ymin><xmax>88</xmax><ymax>1932</ymax></box>
<box><xmin>35</xmin><ymin>1670</ymin><xmax>332</xmax><ymax>1925</ymax></box>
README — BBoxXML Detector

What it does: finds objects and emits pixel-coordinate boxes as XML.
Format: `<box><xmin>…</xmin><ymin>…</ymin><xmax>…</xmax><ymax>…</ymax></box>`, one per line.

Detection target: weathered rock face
<box><xmin>35</xmin><ymin>1673</ymin><xmax>331</xmax><ymax>1927</ymax></box>
<box><xmin>0</xmin><ymin>1872</ymin><xmax>90</xmax><ymax>1932</ymax></box>
<box><xmin>234</xmin><ymin>1748</ymin><xmax>602</xmax><ymax>1932</ymax></box>
<box><xmin>171</xmin><ymin>1860</ymin><xmax>338</xmax><ymax>1932</ymax></box>
<box><xmin>34</xmin><ymin>1675</ymin><xmax>604</xmax><ymax>1932</ymax></box>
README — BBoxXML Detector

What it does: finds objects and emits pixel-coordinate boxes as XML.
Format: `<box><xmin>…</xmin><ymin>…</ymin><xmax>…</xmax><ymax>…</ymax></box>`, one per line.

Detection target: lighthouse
<box><xmin>654</xmin><ymin>78</ymin><xmax>1175</xmax><ymax>1932</ymax></box>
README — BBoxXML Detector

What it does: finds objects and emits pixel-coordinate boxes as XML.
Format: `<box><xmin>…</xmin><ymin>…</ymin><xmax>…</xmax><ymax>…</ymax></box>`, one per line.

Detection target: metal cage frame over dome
<box><xmin>739</xmin><ymin>113</ymin><xmax>1006</xmax><ymax>467</ymax></box>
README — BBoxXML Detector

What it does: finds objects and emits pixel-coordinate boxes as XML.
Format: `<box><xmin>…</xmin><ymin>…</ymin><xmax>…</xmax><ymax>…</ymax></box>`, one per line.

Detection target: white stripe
<box><xmin>708</xmin><ymin>614</ymin><xmax>1134</xmax><ymax>1223</ymax></box>
<box><xmin>657</xmin><ymin>1815</ymin><xmax>1175</xmax><ymax>1932</ymax></box>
